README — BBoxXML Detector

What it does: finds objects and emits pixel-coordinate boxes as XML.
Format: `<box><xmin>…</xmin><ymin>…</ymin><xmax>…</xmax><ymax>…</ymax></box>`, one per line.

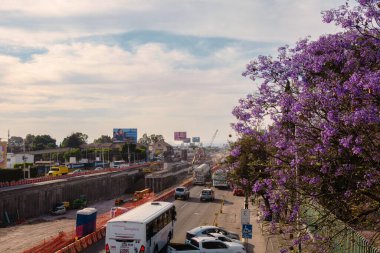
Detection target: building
<box><xmin>149</xmin><ymin>140</ymin><xmax>173</xmax><ymax>159</ymax></box>
<box><xmin>6</xmin><ymin>153</ymin><xmax>34</xmax><ymax>169</ymax></box>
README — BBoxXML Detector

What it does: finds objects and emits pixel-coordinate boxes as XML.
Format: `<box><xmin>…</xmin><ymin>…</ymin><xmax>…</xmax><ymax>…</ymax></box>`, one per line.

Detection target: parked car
<box><xmin>94</xmin><ymin>167</ymin><xmax>103</xmax><ymax>171</ymax></box>
<box><xmin>169</xmin><ymin>236</ymin><xmax>245</xmax><ymax>253</ymax></box>
<box><xmin>69</xmin><ymin>169</ymin><xmax>84</xmax><ymax>174</ymax></box>
<box><xmin>175</xmin><ymin>187</ymin><xmax>190</xmax><ymax>200</ymax></box>
<box><xmin>200</xmin><ymin>188</ymin><xmax>215</xmax><ymax>201</ymax></box>
<box><xmin>233</xmin><ymin>188</ymin><xmax>244</xmax><ymax>196</ymax></box>
<box><xmin>203</xmin><ymin>232</ymin><xmax>243</xmax><ymax>245</ymax></box>
<box><xmin>186</xmin><ymin>225</ymin><xmax>240</xmax><ymax>244</ymax></box>
<box><xmin>50</xmin><ymin>204</ymin><xmax>66</xmax><ymax>215</ymax></box>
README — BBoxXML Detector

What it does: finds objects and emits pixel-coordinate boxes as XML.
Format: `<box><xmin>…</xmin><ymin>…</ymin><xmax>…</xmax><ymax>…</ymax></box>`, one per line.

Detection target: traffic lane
<box><xmin>171</xmin><ymin>185</ymin><xmax>230</xmax><ymax>244</ymax></box>
<box><xmin>84</xmin><ymin>238</ymin><xmax>105</xmax><ymax>253</ymax></box>
<box><xmin>83</xmin><ymin>186</ymin><xmax>234</xmax><ymax>253</ymax></box>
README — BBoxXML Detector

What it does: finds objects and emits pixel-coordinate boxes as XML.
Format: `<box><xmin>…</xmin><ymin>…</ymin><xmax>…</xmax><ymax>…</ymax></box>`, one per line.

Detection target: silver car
<box><xmin>206</xmin><ymin>232</ymin><xmax>243</xmax><ymax>245</ymax></box>
<box><xmin>200</xmin><ymin>189</ymin><xmax>215</xmax><ymax>201</ymax></box>
<box><xmin>186</xmin><ymin>225</ymin><xmax>240</xmax><ymax>244</ymax></box>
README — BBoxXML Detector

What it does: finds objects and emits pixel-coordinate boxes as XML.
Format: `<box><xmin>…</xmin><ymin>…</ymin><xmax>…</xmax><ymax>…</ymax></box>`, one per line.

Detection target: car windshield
<box><xmin>176</xmin><ymin>188</ymin><xmax>184</xmax><ymax>192</ymax></box>
<box><xmin>202</xmin><ymin>191</ymin><xmax>211</xmax><ymax>195</ymax></box>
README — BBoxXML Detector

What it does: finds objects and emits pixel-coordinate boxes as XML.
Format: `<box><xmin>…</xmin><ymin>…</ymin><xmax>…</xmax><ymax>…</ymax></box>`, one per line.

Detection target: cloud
<box><xmin>0</xmin><ymin>0</ymin><xmax>348</xmax><ymax>144</ymax></box>
<box><xmin>0</xmin><ymin>33</ymin><xmax>259</xmax><ymax>143</ymax></box>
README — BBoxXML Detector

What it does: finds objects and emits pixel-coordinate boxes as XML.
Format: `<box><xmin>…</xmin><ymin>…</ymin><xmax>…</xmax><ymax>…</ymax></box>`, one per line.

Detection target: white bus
<box><xmin>105</xmin><ymin>201</ymin><xmax>176</xmax><ymax>253</ymax></box>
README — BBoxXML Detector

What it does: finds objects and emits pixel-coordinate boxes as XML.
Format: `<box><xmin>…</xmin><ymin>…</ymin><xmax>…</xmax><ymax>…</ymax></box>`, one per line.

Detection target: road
<box><xmin>85</xmin><ymin>185</ymin><xmax>241</xmax><ymax>253</ymax></box>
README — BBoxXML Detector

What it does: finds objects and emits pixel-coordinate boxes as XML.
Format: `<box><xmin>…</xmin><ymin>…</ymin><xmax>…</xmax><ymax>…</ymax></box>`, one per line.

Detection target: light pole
<box><xmin>295</xmin><ymin>125</ymin><xmax>301</xmax><ymax>253</ymax></box>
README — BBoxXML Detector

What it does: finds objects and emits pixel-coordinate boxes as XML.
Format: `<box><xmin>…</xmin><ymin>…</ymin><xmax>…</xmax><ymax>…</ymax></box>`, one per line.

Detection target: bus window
<box><xmin>152</xmin><ymin>219</ymin><xmax>158</xmax><ymax>235</ymax></box>
<box><xmin>146</xmin><ymin>222</ymin><xmax>153</xmax><ymax>240</ymax></box>
<box><xmin>171</xmin><ymin>207</ymin><xmax>177</xmax><ymax>221</ymax></box>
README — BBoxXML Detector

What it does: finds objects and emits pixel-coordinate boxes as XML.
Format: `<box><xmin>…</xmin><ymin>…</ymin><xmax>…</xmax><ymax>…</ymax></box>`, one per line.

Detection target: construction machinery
<box><xmin>208</xmin><ymin>130</ymin><xmax>218</xmax><ymax>148</ymax></box>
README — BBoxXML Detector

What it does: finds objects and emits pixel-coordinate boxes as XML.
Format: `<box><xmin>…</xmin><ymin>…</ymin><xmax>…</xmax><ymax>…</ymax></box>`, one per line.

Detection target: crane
<box><xmin>208</xmin><ymin>130</ymin><xmax>218</xmax><ymax>147</ymax></box>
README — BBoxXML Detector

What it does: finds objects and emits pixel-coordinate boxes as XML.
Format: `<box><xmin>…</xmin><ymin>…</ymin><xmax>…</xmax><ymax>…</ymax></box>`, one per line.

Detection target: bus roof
<box><xmin>108</xmin><ymin>201</ymin><xmax>173</xmax><ymax>224</ymax></box>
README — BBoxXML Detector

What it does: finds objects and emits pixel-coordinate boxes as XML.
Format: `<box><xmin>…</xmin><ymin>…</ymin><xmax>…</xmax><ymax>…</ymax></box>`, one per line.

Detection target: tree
<box><xmin>226</xmin><ymin>134</ymin><xmax>272</xmax><ymax>212</ymax></box>
<box><xmin>8</xmin><ymin>136</ymin><xmax>24</xmax><ymax>153</ymax></box>
<box><xmin>61</xmin><ymin>132</ymin><xmax>88</xmax><ymax>148</ymax></box>
<box><xmin>24</xmin><ymin>134</ymin><xmax>35</xmax><ymax>151</ymax></box>
<box><xmin>93</xmin><ymin>135</ymin><xmax>112</xmax><ymax>144</ymax></box>
<box><xmin>63</xmin><ymin>148</ymin><xmax>81</xmax><ymax>162</ymax></box>
<box><xmin>31</xmin><ymin>135</ymin><xmax>57</xmax><ymax>151</ymax></box>
<box><xmin>138</xmin><ymin>133</ymin><xmax>165</xmax><ymax>146</ymax></box>
<box><xmin>232</xmin><ymin>1</ymin><xmax>380</xmax><ymax>250</ymax></box>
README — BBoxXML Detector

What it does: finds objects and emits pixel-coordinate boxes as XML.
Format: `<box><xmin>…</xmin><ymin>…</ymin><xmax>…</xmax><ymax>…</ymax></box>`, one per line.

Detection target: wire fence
<box><xmin>302</xmin><ymin>200</ymin><xmax>380</xmax><ymax>253</ymax></box>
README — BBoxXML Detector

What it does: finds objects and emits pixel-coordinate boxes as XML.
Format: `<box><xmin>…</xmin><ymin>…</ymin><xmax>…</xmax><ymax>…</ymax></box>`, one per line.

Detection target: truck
<box><xmin>168</xmin><ymin>236</ymin><xmax>246</xmax><ymax>253</ymax></box>
<box><xmin>46</xmin><ymin>165</ymin><xmax>69</xmax><ymax>176</ymax></box>
<box><xmin>212</xmin><ymin>169</ymin><xmax>229</xmax><ymax>188</ymax></box>
<box><xmin>193</xmin><ymin>164</ymin><xmax>211</xmax><ymax>185</ymax></box>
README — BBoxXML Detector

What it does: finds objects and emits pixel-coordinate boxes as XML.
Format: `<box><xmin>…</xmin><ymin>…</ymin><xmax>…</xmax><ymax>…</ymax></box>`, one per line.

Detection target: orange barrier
<box><xmin>23</xmin><ymin>231</ymin><xmax>71</xmax><ymax>253</ymax></box>
<box><xmin>74</xmin><ymin>241</ymin><xmax>82</xmax><ymax>252</ymax></box>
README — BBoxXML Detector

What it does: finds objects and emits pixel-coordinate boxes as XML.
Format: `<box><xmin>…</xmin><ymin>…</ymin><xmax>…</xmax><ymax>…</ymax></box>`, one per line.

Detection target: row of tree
<box><xmin>7</xmin><ymin>133</ymin><xmax>165</xmax><ymax>152</ymax></box>
<box><xmin>227</xmin><ymin>1</ymin><xmax>380</xmax><ymax>251</ymax></box>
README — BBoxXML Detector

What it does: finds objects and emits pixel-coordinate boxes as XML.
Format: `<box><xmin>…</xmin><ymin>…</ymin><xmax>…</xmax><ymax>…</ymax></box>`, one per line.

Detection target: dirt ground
<box><xmin>0</xmin><ymin>195</ymin><xmax>131</xmax><ymax>253</ymax></box>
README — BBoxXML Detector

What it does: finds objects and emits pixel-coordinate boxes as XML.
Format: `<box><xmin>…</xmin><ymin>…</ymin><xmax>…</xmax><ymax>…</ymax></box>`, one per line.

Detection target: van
<box><xmin>46</xmin><ymin>166</ymin><xmax>69</xmax><ymax>176</ymax></box>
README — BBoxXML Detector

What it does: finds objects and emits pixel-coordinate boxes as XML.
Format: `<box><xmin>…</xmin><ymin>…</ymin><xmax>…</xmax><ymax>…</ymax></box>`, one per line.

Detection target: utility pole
<box><xmin>127</xmin><ymin>142</ymin><xmax>131</xmax><ymax>164</ymax></box>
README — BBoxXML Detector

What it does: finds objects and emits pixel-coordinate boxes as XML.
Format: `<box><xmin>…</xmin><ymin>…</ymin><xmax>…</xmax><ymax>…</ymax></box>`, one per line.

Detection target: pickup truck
<box><xmin>168</xmin><ymin>236</ymin><xmax>246</xmax><ymax>253</ymax></box>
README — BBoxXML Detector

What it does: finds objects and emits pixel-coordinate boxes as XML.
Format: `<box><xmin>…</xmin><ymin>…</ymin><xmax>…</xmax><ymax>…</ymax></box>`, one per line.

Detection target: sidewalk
<box><xmin>217</xmin><ymin>196</ymin><xmax>283</xmax><ymax>253</ymax></box>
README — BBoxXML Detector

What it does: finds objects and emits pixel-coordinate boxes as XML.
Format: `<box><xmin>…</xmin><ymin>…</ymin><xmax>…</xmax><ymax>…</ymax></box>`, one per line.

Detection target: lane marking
<box><xmin>181</xmin><ymin>203</ymin><xmax>188</xmax><ymax>209</ymax></box>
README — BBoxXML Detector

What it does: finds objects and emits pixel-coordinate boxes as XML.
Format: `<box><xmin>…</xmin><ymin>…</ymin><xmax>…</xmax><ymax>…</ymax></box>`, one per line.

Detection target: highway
<box><xmin>85</xmin><ymin>185</ymin><xmax>242</xmax><ymax>253</ymax></box>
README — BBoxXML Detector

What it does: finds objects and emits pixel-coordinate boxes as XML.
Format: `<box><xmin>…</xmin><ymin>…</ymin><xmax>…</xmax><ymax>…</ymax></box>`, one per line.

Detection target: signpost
<box><xmin>242</xmin><ymin>224</ymin><xmax>253</xmax><ymax>239</ymax></box>
<box><xmin>241</xmin><ymin>209</ymin><xmax>250</xmax><ymax>224</ymax></box>
<box><xmin>241</xmin><ymin>208</ymin><xmax>252</xmax><ymax>251</ymax></box>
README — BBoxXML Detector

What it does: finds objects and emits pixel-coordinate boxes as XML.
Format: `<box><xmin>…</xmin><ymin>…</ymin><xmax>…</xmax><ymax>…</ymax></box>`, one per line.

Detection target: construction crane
<box><xmin>208</xmin><ymin>130</ymin><xmax>218</xmax><ymax>147</ymax></box>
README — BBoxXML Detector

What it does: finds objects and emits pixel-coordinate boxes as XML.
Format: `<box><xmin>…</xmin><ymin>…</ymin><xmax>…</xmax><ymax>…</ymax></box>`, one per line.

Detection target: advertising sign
<box><xmin>0</xmin><ymin>142</ymin><xmax>7</xmax><ymax>169</ymax></box>
<box><xmin>174</xmin><ymin>132</ymin><xmax>187</xmax><ymax>141</ymax></box>
<box><xmin>112</xmin><ymin>128</ymin><xmax>138</xmax><ymax>143</ymax></box>
<box><xmin>183</xmin><ymin>138</ymin><xmax>191</xmax><ymax>143</ymax></box>
<box><xmin>192</xmin><ymin>137</ymin><xmax>200</xmax><ymax>142</ymax></box>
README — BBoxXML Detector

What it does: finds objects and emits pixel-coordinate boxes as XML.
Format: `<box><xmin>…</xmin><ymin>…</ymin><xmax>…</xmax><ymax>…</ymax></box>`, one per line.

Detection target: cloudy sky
<box><xmin>0</xmin><ymin>0</ymin><xmax>345</xmax><ymax>146</ymax></box>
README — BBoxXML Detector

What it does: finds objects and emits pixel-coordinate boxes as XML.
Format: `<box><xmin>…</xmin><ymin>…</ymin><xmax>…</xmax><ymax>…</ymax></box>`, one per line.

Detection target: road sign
<box><xmin>242</xmin><ymin>224</ymin><xmax>252</xmax><ymax>239</ymax></box>
<box><xmin>241</xmin><ymin>209</ymin><xmax>250</xmax><ymax>224</ymax></box>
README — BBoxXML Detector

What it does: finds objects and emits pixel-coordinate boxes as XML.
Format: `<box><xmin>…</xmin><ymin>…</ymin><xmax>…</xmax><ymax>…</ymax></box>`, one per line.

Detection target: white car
<box><xmin>186</xmin><ymin>236</ymin><xmax>245</xmax><ymax>253</ymax></box>
<box><xmin>204</xmin><ymin>232</ymin><xmax>243</xmax><ymax>245</ymax></box>
<box><xmin>186</xmin><ymin>225</ymin><xmax>240</xmax><ymax>244</ymax></box>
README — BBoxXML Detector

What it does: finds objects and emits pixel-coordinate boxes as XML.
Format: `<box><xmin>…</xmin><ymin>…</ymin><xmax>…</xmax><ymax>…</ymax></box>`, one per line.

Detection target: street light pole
<box><xmin>295</xmin><ymin>125</ymin><xmax>301</xmax><ymax>253</ymax></box>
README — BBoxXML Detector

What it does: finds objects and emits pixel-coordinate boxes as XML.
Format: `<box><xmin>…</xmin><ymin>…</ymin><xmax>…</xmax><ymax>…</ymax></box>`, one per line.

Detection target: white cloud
<box><xmin>0</xmin><ymin>0</ymin><xmax>349</xmax><ymax>145</ymax></box>
<box><xmin>0</xmin><ymin>41</ymin><xmax>250</xmax><ymax>143</ymax></box>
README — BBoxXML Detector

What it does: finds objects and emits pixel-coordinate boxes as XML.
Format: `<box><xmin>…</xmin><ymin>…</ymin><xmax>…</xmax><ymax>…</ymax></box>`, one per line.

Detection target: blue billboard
<box><xmin>112</xmin><ymin>128</ymin><xmax>138</xmax><ymax>143</ymax></box>
<box><xmin>192</xmin><ymin>137</ymin><xmax>200</xmax><ymax>142</ymax></box>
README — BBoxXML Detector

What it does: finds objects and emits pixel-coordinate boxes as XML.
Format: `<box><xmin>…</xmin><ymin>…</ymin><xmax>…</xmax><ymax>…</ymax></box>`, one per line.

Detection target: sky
<box><xmin>0</xmin><ymin>0</ymin><xmax>345</xmax><ymax>146</ymax></box>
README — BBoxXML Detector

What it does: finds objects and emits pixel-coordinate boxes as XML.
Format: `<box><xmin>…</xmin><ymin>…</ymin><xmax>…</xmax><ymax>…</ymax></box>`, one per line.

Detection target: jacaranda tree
<box><xmin>231</xmin><ymin>0</ymin><xmax>380</xmax><ymax>251</ymax></box>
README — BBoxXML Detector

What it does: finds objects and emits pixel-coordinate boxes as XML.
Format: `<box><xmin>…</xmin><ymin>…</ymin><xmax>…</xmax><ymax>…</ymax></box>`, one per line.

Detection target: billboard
<box><xmin>174</xmin><ymin>132</ymin><xmax>187</xmax><ymax>141</ymax></box>
<box><xmin>183</xmin><ymin>138</ymin><xmax>191</xmax><ymax>143</ymax></box>
<box><xmin>192</xmin><ymin>137</ymin><xmax>200</xmax><ymax>142</ymax></box>
<box><xmin>112</xmin><ymin>128</ymin><xmax>138</xmax><ymax>143</ymax></box>
<box><xmin>0</xmin><ymin>142</ymin><xmax>7</xmax><ymax>169</ymax></box>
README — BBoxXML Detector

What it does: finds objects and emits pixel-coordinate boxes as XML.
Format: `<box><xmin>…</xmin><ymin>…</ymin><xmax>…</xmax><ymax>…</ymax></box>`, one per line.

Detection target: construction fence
<box><xmin>22</xmin><ymin>178</ymin><xmax>193</xmax><ymax>253</ymax></box>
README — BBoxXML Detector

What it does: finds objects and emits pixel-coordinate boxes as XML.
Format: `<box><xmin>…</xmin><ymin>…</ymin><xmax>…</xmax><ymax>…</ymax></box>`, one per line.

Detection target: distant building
<box><xmin>149</xmin><ymin>141</ymin><xmax>173</xmax><ymax>158</ymax></box>
<box><xmin>6</xmin><ymin>153</ymin><xmax>34</xmax><ymax>168</ymax></box>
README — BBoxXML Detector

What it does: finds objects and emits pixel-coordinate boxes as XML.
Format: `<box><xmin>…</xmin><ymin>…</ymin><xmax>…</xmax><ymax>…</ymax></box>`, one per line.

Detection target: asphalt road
<box><xmin>85</xmin><ymin>185</ymin><xmax>235</xmax><ymax>253</ymax></box>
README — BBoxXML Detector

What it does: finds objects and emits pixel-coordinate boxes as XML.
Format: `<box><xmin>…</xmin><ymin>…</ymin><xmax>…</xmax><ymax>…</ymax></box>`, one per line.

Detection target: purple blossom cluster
<box><xmin>229</xmin><ymin>0</ymin><xmax>380</xmax><ymax>250</ymax></box>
